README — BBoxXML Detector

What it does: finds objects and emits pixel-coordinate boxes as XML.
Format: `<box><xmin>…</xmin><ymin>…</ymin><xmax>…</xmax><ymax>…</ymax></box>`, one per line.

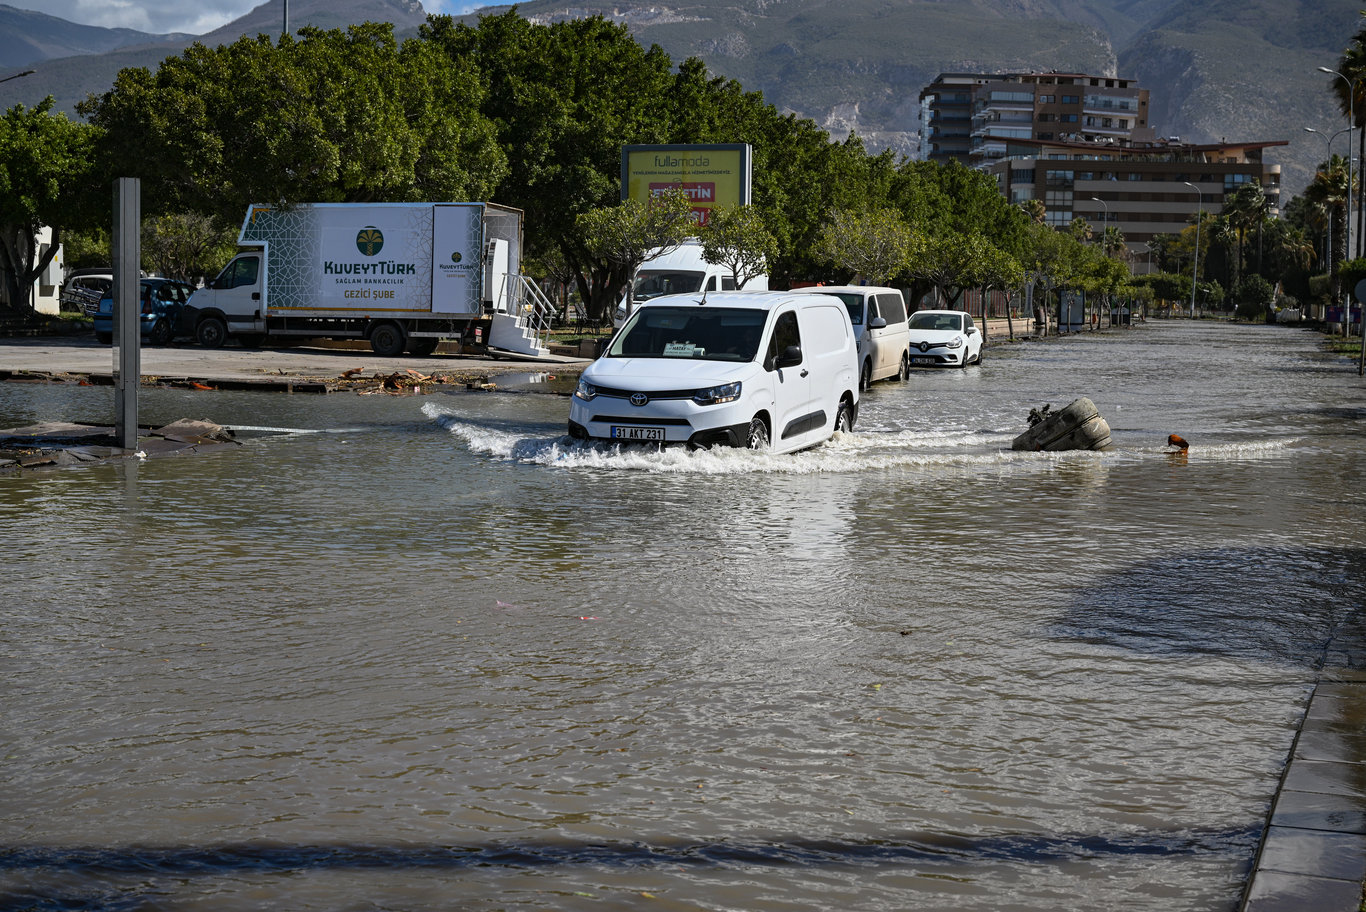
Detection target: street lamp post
<box><xmin>1092</xmin><ymin>197</ymin><xmax>1110</xmax><ymax>328</ymax></box>
<box><xmin>1319</xmin><ymin>67</ymin><xmax>1358</xmax><ymax>261</ymax></box>
<box><xmin>1183</xmin><ymin>181</ymin><xmax>1202</xmax><ymax>319</ymax></box>
<box><xmin>1305</xmin><ymin>127</ymin><xmax>1350</xmax><ymax>283</ymax></box>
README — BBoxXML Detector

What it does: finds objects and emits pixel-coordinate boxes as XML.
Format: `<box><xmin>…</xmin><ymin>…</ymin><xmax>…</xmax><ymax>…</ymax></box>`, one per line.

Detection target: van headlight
<box><xmin>946</xmin><ymin>336</ymin><xmax>964</xmax><ymax>349</ymax></box>
<box><xmin>574</xmin><ymin>379</ymin><xmax>598</xmax><ymax>401</ymax></box>
<box><xmin>693</xmin><ymin>381</ymin><xmax>741</xmax><ymax>406</ymax></box>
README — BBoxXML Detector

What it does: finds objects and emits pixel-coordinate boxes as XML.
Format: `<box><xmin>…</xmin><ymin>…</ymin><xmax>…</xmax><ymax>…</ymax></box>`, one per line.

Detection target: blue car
<box><xmin>89</xmin><ymin>278</ymin><xmax>195</xmax><ymax>345</ymax></box>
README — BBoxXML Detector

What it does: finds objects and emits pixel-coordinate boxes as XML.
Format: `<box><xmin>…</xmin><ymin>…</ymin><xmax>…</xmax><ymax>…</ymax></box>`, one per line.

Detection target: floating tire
<box><xmin>1011</xmin><ymin>397</ymin><xmax>1112</xmax><ymax>451</ymax></box>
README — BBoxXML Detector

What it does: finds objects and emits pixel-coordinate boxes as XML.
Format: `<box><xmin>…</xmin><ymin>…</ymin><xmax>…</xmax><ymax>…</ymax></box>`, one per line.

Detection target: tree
<box><xmin>699</xmin><ymin>204</ymin><xmax>777</xmax><ymax>290</ymax></box>
<box><xmin>83</xmin><ymin>24</ymin><xmax>506</xmax><ymax>226</ymax></box>
<box><xmin>0</xmin><ymin>99</ymin><xmax>98</xmax><ymax>313</ymax></box>
<box><xmin>142</xmin><ymin>212</ymin><xmax>237</xmax><ymax>282</ymax></box>
<box><xmin>813</xmin><ymin>208</ymin><xmax>917</xmax><ymax>285</ymax></box>
<box><xmin>576</xmin><ymin>188</ymin><xmax>697</xmax><ymax>320</ymax></box>
<box><xmin>1305</xmin><ymin>153</ymin><xmax>1352</xmax><ymax>295</ymax></box>
<box><xmin>1332</xmin><ymin>22</ymin><xmax>1366</xmax><ymax>259</ymax></box>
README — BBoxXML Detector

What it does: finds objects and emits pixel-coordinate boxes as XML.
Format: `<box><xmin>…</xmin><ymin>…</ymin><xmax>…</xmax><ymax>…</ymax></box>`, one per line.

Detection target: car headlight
<box><xmin>946</xmin><ymin>336</ymin><xmax>964</xmax><ymax>349</ymax></box>
<box><xmin>574</xmin><ymin>379</ymin><xmax>598</xmax><ymax>401</ymax></box>
<box><xmin>693</xmin><ymin>381</ymin><xmax>741</xmax><ymax>406</ymax></box>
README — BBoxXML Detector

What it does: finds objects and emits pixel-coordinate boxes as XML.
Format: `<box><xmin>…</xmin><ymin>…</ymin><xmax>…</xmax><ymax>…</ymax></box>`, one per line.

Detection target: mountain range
<box><xmin>0</xmin><ymin>0</ymin><xmax>1354</xmax><ymax>197</ymax></box>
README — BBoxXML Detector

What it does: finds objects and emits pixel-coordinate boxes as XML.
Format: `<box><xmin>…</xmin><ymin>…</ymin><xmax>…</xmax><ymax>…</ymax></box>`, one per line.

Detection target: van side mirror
<box><xmin>869</xmin><ymin>316</ymin><xmax>888</xmax><ymax>329</ymax></box>
<box><xmin>776</xmin><ymin>345</ymin><xmax>802</xmax><ymax>368</ymax></box>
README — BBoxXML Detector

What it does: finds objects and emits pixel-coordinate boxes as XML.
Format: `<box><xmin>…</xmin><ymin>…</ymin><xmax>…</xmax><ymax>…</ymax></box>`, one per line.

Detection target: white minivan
<box><xmin>570</xmin><ymin>291</ymin><xmax>859</xmax><ymax>454</ymax></box>
<box><xmin>614</xmin><ymin>238</ymin><xmax>769</xmax><ymax>326</ymax></box>
<box><xmin>793</xmin><ymin>285</ymin><xmax>911</xmax><ymax>390</ymax></box>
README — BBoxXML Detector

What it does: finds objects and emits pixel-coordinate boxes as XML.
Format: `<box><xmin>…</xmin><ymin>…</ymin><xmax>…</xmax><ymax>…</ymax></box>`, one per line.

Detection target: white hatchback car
<box><xmin>569</xmin><ymin>291</ymin><xmax>859</xmax><ymax>453</ymax></box>
<box><xmin>906</xmin><ymin>309</ymin><xmax>984</xmax><ymax>368</ymax></box>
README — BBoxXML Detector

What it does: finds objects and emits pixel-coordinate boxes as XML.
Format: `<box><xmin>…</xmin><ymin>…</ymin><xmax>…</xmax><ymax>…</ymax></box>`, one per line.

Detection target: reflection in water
<box><xmin>1</xmin><ymin>322</ymin><xmax>1363</xmax><ymax>910</ymax></box>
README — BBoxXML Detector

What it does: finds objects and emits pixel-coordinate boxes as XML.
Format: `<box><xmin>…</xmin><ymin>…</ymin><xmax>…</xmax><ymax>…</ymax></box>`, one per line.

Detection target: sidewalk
<box><xmin>1241</xmin><ymin>612</ymin><xmax>1366</xmax><ymax>911</ymax></box>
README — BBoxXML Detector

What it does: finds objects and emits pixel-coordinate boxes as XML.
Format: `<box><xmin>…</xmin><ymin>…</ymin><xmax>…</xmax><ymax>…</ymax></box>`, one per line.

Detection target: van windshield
<box><xmin>634</xmin><ymin>270</ymin><xmax>705</xmax><ymax>300</ymax></box>
<box><xmin>821</xmin><ymin>292</ymin><xmax>866</xmax><ymax>325</ymax></box>
<box><xmin>608</xmin><ymin>307</ymin><xmax>766</xmax><ymax>362</ymax></box>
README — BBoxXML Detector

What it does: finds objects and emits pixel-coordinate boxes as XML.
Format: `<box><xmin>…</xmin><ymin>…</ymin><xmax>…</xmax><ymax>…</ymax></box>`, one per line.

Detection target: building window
<box><xmin>1062</xmin><ymin>94</ymin><xmax>1079</xmax><ymax>104</ymax></box>
<box><xmin>1038</xmin><ymin>113</ymin><xmax>1054</xmax><ymax>122</ymax></box>
<box><xmin>1039</xmin><ymin>94</ymin><xmax>1055</xmax><ymax>103</ymax></box>
<box><xmin>1062</xmin><ymin>114</ymin><xmax>1078</xmax><ymax>123</ymax></box>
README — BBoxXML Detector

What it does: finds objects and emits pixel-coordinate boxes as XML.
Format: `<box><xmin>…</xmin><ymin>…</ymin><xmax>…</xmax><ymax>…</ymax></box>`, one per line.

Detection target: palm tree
<box><xmin>1305</xmin><ymin>153</ymin><xmax>1351</xmax><ymax>294</ymax></box>
<box><xmin>1332</xmin><ymin>26</ymin><xmax>1366</xmax><ymax>257</ymax></box>
<box><xmin>1223</xmin><ymin>181</ymin><xmax>1272</xmax><ymax>276</ymax></box>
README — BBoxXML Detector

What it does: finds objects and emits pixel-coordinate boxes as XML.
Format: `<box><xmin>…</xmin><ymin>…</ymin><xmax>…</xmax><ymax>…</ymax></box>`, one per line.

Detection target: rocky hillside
<box><xmin>0</xmin><ymin>0</ymin><xmax>1355</xmax><ymax>196</ymax></box>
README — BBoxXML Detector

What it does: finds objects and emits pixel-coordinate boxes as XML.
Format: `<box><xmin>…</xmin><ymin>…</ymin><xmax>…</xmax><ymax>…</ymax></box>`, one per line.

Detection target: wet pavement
<box><xmin>1242</xmin><ymin>613</ymin><xmax>1366</xmax><ymax>911</ymax></box>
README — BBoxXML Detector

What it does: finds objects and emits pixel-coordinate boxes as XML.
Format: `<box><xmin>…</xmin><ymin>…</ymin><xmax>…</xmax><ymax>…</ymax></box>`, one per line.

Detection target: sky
<box><xmin>7</xmin><ymin>0</ymin><xmax>472</xmax><ymax>35</ymax></box>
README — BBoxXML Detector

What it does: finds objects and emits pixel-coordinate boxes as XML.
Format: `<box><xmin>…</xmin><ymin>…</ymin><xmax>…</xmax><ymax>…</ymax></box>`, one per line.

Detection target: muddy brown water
<box><xmin>2</xmin><ymin>321</ymin><xmax>1364</xmax><ymax>911</ymax></box>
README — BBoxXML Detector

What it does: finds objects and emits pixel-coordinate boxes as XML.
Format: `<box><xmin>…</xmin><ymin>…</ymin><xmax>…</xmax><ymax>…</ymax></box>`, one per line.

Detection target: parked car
<box><xmin>793</xmin><ymin>285</ymin><xmax>911</xmax><ymax>389</ymax></box>
<box><xmin>60</xmin><ymin>271</ymin><xmax>112</xmax><ymax>314</ymax></box>
<box><xmin>89</xmin><ymin>278</ymin><xmax>195</xmax><ymax>345</ymax></box>
<box><xmin>906</xmin><ymin>309</ymin><xmax>983</xmax><ymax>368</ymax></box>
<box><xmin>570</xmin><ymin>290</ymin><xmax>859</xmax><ymax>454</ymax></box>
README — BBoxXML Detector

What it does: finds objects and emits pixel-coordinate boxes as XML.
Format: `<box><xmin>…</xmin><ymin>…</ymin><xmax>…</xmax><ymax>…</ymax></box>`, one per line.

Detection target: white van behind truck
<box><xmin>614</xmin><ymin>238</ymin><xmax>768</xmax><ymax>325</ymax></box>
<box><xmin>570</xmin><ymin>291</ymin><xmax>857</xmax><ymax>454</ymax></box>
<box><xmin>793</xmin><ymin>285</ymin><xmax>911</xmax><ymax>390</ymax></box>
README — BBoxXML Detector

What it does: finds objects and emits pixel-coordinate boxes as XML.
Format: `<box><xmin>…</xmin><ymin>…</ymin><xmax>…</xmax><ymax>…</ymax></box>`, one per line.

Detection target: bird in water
<box><xmin>1167</xmin><ymin>434</ymin><xmax>1189</xmax><ymax>451</ymax></box>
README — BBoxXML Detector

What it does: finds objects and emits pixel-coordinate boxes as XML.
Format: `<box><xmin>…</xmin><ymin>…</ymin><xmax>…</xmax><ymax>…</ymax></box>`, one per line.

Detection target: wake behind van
<box><xmin>570</xmin><ymin>291</ymin><xmax>858</xmax><ymax>454</ymax></box>
<box><xmin>792</xmin><ymin>285</ymin><xmax>911</xmax><ymax>390</ymax></box>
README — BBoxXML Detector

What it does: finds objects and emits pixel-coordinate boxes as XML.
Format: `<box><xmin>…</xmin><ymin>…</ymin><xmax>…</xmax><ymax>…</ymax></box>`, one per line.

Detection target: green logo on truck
<box><xmin>356</xmin><ymin>227</ymin><xmax>384</xmax><ymax>257</ymax></box>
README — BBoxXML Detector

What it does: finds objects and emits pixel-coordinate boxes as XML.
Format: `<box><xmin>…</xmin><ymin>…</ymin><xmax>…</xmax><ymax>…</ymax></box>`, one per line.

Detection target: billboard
<box><xmin>621</xmin><ymin>144</ymin><xmax>752</xmax><ymax>226</ymax></box>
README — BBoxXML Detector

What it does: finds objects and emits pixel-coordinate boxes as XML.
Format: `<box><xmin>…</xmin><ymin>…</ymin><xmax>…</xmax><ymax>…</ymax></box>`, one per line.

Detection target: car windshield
<box><xmin>909</xmin><ymin>312</ymin><xmax>962</xmax><ymax>332</ymax></box>
<box><xmin>633</xmin><ymin>270</ymin><xmax>705</xmax><ymax>300</ymax></box>
<box><xmin>608</xmin><ymin>307</ymin><xmax>766</xmax><ymax>362</ymax></box>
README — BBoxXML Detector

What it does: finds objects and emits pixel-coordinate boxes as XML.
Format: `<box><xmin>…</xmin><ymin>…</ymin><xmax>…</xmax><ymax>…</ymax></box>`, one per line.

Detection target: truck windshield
<box><xmin>633</xmin><ymin>270</ymin><xmax>705</xmax><ymax>300</ymax></box>
<box><xmin>608</xmin><ymin>307</ymin><xmax>766</xmax><ymax>362</ymax></box>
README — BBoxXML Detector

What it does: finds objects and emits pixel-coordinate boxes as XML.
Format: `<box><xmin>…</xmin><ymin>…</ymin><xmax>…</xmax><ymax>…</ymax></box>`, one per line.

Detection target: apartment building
<box><xmin>987</xmin><ymin>137</ymin><xmax>1285</xmax><ymax>269</ymax></box>
<box><xmin>919</xmin><ymin>71</ymin><xmax>1286</xmax><ymax>271</ymax></box>
<box><xmin>919</xmin><ymin>71</ymin><xmax>1150</xmax><ymax>167</ymax></box>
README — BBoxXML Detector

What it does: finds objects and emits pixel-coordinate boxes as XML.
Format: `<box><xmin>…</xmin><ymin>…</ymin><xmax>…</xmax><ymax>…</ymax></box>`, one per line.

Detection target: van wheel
<box><xmin>975</xmin><ymin>346</ymin><xmax>985</xmax><ymax>366</ymax></box>
<box><xmin>746</xmin><ymin>416</ymin><xmax>770</xmax><ymax>450</ymax></box>
<box><xmin>237</xmin><ymin>333</ymin><xmax>265</xmax><ymax>349</ymax></box>
<box><xmin>149</xmin><ymin>319</ymin><xmax>173</xmax><ymax>345</ymax></box>
<box><xmin>898</xmin><ymin>351</ymin><xmax>910</xmax><ymax>381</ymax></box>
<box><xmin>95</xmin><ymin>331</ymin><xmax>112</xmax><ymax>345</ymax></box>
<box><xmin>196</xmin><ymin>316</ymin><xmax>227</xmax><ymax>349</ymax></box>
<box><xmin>834</xmin><ymin>399</ymin><xmax>854</xmax><ymax>434</ymax></box>
<box><xmin>860</xmin><ymin>360</ymin><xmax>871</xmax><ymax>392</ymax></box>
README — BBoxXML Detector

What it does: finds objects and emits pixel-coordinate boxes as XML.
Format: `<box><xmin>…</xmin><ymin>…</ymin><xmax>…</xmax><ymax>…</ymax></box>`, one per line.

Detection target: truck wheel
<box><xmin>370</xmin><ymin>322</ymin><xmax>406</xmax><ymax>357</ymax></box>
<box><xmin>149</xmin><ymin>319</ymin><xmax>172</xmax><ymax>345</ymax></box>
<box><xmin>408</xmin><ymin>337</ymin><xmax>440</xmax><ymax>357</ymax></box>
<box><xmin>237</xmin><ymin>333</ymin><xmax>264</xmax><ymax>349</ymax></box>
<box><xmin>196</xmin><ymin>316</ymin><xmax>227</xmax><ymax>349</ymax></box>
<box><xmin>95</xmin><ymin>331</ymin><xmax>112</xmax><ymax>345</ymax></box>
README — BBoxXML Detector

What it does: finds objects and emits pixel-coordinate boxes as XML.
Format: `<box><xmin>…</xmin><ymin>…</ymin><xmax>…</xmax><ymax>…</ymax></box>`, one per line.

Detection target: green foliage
<box><xmin>576</xmin><ymin>187</ymin><xmax>696</xmax><ymax>319</ymax></box>
<box><xmin>699</xmin><ymin>204</ymin><xmax>777</xmax><ymax>290</ymax></box>
<box><xmin>813</xmin><ymin>208</ymin><xmax>916</xmax><ymax>285</ymax></box>
<box><xmin>1233</xmin><ymin>274</ymin><xmax>1274</xmax><ymax>320</ymax></box>
<box><xmin>0</xmin><ymin>98</ymin><xmax>99</xmax><ymax>311</ymax></box>
<box><xmin>81</xmin><ymin>23</ymin><xmax>506</xmax><ymax>225</ymax></box>
<box><xmin>142</xmin><ymin>212</ymin><xmax>237</xmax><ymax>282</ymax></box>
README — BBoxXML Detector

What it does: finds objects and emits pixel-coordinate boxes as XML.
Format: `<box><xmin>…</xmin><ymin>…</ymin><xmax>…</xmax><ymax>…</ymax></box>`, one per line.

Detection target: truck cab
<box><xmin>182</xmin><ymin>252</ymin><xmax>266</xmax><ymax>347</ymax></box>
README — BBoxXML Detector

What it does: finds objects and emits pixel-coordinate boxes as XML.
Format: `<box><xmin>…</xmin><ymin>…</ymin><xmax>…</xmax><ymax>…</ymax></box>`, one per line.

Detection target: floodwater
<box><xmin>2</xmin><ymin>321</ymin><xmax>1364</xmax><ymax>911</ymax></box>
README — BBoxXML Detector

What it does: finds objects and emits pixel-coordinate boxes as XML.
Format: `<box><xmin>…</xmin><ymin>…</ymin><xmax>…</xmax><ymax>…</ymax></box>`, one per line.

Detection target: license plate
<box><xmin>611</xmin><ymin>425</ymin><xmax>664</xmax><ymax>442</ymax></box>
<box><xmin>911</xmin><ymin>356</ymin><xmax>936</xmax><ymax>364</ymax></box>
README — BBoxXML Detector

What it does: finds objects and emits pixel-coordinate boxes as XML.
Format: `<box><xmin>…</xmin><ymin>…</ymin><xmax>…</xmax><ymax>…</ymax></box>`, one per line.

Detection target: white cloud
<box><xmin>9</xmin><ymin>1</ymin><xmax>258</xmax><ymax>35</ymax></box>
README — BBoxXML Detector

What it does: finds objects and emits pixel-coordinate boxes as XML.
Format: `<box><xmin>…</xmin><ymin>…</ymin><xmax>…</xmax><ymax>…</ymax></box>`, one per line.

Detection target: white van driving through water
<box><xmin>570</xmin><ymin>291</ymin><xmax>858</xmax><ymax>454</ymax></box>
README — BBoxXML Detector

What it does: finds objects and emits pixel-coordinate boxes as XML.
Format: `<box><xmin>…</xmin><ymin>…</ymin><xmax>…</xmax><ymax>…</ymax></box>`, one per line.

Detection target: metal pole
<box><xmin>113</xmin><ymin>178</ymin><xmax>140</xmax><ymax>451</ymax></box>
<box><xmin>1184</xmin><ymin>181</ymin><xmax>1202</xmax><ymax>319</ymax></box>
<box><xmin>1321</xmin><ymin>68</ymin><xmax>1359</xmax><ymax>333</ymax></box>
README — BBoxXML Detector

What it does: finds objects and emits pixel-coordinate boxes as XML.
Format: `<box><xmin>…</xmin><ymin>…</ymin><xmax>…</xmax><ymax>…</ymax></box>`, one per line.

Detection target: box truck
<box><xmin>182</xmin><ymin>202</ymin><xmax>553</xmax><ymax>356</ymax></box>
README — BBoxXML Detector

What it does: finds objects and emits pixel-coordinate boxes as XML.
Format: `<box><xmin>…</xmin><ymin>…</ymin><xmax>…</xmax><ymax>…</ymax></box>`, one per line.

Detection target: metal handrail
<box><xmin>504</xmin><ymin>272</ymin><xmax>557</xmax><ymax>353</ymax></box>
